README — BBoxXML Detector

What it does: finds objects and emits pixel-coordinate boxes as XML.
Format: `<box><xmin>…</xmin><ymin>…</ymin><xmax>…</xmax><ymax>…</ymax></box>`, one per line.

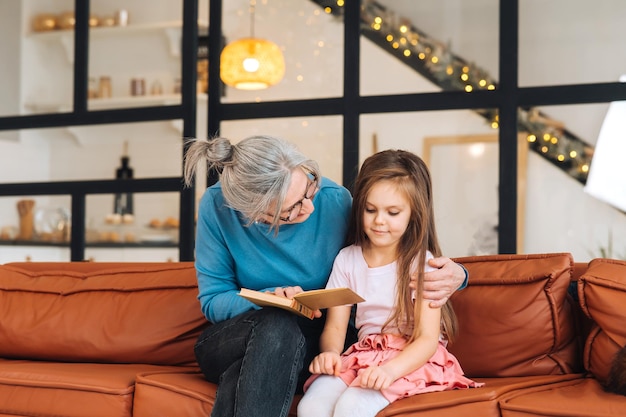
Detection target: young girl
<box><xmin>298</xmin><ymin>149</ymin><xmax>482</xmax><ymax>417</ymax></box>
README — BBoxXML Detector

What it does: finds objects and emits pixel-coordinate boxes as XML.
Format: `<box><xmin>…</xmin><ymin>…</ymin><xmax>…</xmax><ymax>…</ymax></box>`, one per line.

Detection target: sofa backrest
<box><xmin>578</xmin><ymin>258</ymin><xmax>626</xmax><ymax>384</ymax></box>
<box><xmin>0</xmin><ymin>262</ymin><xmax>207</xmax><ymax>366</ymax></box>
<box><xmin>448</xmin><ymin>253</ymin><xmax>581</xmax><ymax>377</ymax></box>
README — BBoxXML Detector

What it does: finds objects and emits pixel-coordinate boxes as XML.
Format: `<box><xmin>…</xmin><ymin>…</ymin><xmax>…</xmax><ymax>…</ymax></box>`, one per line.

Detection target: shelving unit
<box><xmin>27</xmin><ymin>20</ymin><xmax>209</xmax><ymax>62</ymax></box>
<box><xmin>3</xmin><ymin>5</ymin><xmax>203</xmax><ymax>262</ymax></box>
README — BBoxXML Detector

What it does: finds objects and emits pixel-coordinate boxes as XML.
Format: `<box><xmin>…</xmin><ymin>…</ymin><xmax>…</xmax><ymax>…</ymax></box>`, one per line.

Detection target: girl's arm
<box><xmin>309</xmin><ymin>304</ymin><xmax>352</xmax><ymax>376</ymax></box>
<box><xmin>358</xmin><ymin>300</ymin><xmax>442</xmax><ymax>390</ymax></box>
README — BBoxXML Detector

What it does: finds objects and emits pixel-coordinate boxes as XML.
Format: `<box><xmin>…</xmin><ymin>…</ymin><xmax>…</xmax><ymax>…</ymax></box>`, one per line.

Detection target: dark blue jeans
<box><xmin>195</xmin><ymin>307</ymin><xmax>334</xmax><ymax>417</ymax></box>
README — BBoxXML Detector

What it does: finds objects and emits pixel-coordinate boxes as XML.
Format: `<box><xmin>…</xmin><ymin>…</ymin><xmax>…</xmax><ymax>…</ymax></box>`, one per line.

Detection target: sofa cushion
<box><xmin>499</xmin><ymin>377</ymin><xmax>626</xmax><ymax>417</ymax></box>
<box><xmin>0</xmin><ymin>262</ymin><xmax>207</xmax><ymax>365</ymax></box>
<box><xmin>578</xmin><ymin>258</ymin><xmax>626</xmax><ymax>383</ymax></box>
<box><xmin>449</xmin><ymin>253</ymin><xmax>580</xmax><ymax>377</ymax></box>
<box><xmin>375</xmin><ymin>374</ymin><xmax>581</xmax><ymax>417</ymax></box>
<box><xmin>0</xmin><ymin>358</ymin><xmax>190</xmax><ymax>417</ymax></box>
<box><xmin>134</xmin><ymin>371</ymin><xmax>215</xmax><ymax>417</ymax></box>
<box><xmin>134</xmin><ymin>371</ymin><xmax>301</xmax><ymax>417</ymax></box>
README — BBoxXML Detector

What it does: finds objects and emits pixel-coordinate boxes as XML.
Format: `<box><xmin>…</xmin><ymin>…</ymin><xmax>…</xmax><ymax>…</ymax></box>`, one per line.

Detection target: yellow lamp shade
<box><xmin>220</xmin><ymin>38</ymin><xmax>285</xmax><ymax>90</ymax></box>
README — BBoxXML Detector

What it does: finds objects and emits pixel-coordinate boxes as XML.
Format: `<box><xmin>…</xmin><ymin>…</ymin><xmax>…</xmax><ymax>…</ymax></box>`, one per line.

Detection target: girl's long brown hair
<box><xmin>347</xmin><ymin>150</ymin><xmax>458</xmax><ymax>343</ymax></box>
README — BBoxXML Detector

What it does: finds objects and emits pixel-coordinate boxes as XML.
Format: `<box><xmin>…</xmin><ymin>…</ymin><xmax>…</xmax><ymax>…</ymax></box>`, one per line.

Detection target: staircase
<box><xmin>313</xmin><ymin>0</ymin><xmax>594</xmax><ymax>185</ymax></box>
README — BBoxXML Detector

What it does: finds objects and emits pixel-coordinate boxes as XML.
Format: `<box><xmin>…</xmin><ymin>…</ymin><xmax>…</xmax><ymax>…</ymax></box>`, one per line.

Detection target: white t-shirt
<box><xmin>325</xmin><ymin>245</ymin><xmax>435</xmax><ymax>340</ymax></box>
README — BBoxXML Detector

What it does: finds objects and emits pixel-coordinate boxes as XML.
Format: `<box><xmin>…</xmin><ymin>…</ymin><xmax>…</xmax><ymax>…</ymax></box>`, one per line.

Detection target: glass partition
<box><xmin>361</xmin><ymin>0</ymin><xmax>499</xmax><ymax>96</ymax></box>
<box><xmin>220</xmin><ymin>115</ymin><xmax>344</xmax><ymax>183</ymax></box>
<box><xmin>520</xmin><ymin>103</ymin><xmax>626</xmax><ymax>261</ymax></box>
<box><xmin>361</xmin><ymin>109</ymin><xmax>508</xmax><ymax>258</ymax></box>
<box><xmin>520</xmin><ymin>0</ymin><xmax>626</xmax><ymax>86</ymax></box>
<box><xmin>220</xmin><ymin>0</ymin><xmax>344</xmax><ymax>103</ymax></box>
<box><xmin>17</xmin><ymin>1</ymin><xmax>75</xmax><ymax>115</ymax></box>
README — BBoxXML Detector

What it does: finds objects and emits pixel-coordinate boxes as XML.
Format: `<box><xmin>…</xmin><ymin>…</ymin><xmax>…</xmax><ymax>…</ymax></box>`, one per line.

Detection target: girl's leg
<box><xmin>297</xmin><ymin>375</ymin><xmax>348</xmax><ymax>417</ymax></box>
<box><xmin>194</xmin><ymin>308</ymin><xmax>306</xmax><ymax>417</ymax></box>
<box><xmin>333</xmin><ymin>387</ymin><xmax>390</xmax><ymax>417</ymax></box>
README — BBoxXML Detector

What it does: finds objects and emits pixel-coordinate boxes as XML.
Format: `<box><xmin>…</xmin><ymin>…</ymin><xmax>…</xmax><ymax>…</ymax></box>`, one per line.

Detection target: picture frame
<box><xmin>422</xmin><ymin>133</ymin><xmax>527</xmax><ymax>256</ymax></box>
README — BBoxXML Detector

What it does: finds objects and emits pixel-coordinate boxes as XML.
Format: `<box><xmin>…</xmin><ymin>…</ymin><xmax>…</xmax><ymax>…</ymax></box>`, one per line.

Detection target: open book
<box><xmin>239</xmin><ymin>287</ymin><xmax>365</xmax><ymax>319</ymax></box>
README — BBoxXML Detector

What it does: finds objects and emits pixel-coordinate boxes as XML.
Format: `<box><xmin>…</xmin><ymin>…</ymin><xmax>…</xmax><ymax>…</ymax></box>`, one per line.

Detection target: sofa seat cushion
<box><xmin>578</xmin><ymin>258</ymin><xmax>626</xmax><ymax>383</ymax></box>
<box><xmin>499</xmin><ymin>377</ymin><xmax>626</xmax><ymax>417</ymax></box>
<box><xmin>0</xmin><ymin>359</ymin><xmax>194</xmax><ymax>417</ymax></box>
<box><xmin>375</xmin><ymin>374</ymin><xmax>582</xmax><ymax>417</ymax></box>
<box><xmin>134</xmin><ymin>371</ymin><xmax>215</xmax><ymax>417</ymax></box>
<box><xmin>449</xmin><ymin>253</ymin><xmax>580</xmax><ymax>377</ymax></box>
<box><xmin>134</xmin><ymin>371</ymin><xmax>301</xmax><ymax>417</ymax></box>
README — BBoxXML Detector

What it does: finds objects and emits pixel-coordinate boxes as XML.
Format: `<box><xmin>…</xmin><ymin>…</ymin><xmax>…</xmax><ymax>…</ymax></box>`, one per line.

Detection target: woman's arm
<box><xmin>309</xmin><ymin>305</ymin><xmax>352</xmax><ymax>376</ymax></box>
<box><xmin>357</xmin><ymin>301</ymin><xmax>441</xmax><ymax>390</ymax></box>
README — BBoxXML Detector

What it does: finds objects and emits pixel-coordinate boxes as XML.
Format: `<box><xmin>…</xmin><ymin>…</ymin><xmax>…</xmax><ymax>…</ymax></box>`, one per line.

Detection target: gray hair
<box><xmin>183</xmin><ymin>135</ymin><xmax>320</xmax><ymax>230</ymax></box>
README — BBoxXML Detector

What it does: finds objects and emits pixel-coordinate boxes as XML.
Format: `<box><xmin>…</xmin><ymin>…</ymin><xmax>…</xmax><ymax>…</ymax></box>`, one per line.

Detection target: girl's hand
<box><xmin>357</xmin><ymin>365</ymin><xmax>394</xmax><ymax>390</ymax></box>
<box><xmin>309</xmin><ymin>351</ymin><xmax>342</xmax><ymax>376</ymax></box>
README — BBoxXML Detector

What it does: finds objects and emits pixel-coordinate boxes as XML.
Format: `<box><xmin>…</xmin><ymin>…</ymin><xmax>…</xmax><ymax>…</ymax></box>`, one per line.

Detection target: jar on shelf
<box><xmin>99</xmin><ymin>76</ymin><xmax>112</xmax><ymax>98</ymax></box>
<box><xmin>130</xmin><ymin>78</ymin><xmax>146</xmax><ymax>96</ymax></box>
<box><xmin>88</xmin><ymin>78</ymin><xmax>98</xmax><ymax>99</ymax></box>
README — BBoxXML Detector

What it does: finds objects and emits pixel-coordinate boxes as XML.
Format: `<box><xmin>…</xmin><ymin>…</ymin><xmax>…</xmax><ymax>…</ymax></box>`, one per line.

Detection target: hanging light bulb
<box><xmin>220</xmin><ymin>1</ymin><xmax>285</xmax><ymax>90</ymax></box>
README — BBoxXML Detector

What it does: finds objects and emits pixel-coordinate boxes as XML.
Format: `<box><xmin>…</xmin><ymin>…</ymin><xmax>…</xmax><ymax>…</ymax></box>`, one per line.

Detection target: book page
<box><xmin>294</xmin><ymin>287</ymin><xmax>364</xmax><ymax>310</ymax></box>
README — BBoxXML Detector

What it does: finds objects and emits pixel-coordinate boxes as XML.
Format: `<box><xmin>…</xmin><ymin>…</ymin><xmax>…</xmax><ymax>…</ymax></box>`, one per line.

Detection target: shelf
<box><xmin>28</xmin><ymin>20</ymin><xmax>209</xmax><ymax>62</ymax></box>
<box><xmin>23</xmin><ymin>94</ymin><xmax>206</xmax><ymax>143</ymax></box>
<box><xmin>0</xmin><ymin>239</ymin><xmax>178</xmax><ymax>249</ymax></box>
<box><xmin>25</xmin><ymin>94</ymin><xmax>188</xmax><ymax>113</ymax></box>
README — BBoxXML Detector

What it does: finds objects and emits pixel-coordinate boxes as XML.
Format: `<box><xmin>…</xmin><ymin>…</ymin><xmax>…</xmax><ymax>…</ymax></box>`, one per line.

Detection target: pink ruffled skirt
<box><xmin>305</xmin><ymin>333</ymin><xmax>484</xmax><ymax>403</ymax></box>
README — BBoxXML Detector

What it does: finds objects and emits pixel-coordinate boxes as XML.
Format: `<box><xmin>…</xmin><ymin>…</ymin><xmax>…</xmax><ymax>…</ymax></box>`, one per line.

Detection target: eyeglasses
<box><xmin>273</xmin><ymin>173</ymin><xmax>319</xmax><ymax>222</ymax></box>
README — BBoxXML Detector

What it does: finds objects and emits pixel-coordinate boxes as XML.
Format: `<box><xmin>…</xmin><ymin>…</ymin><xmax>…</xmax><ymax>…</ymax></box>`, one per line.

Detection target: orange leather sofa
<box><xmin>0</xmin><ymin>253</ymin><xmax>625</xmax><ymax>417</ymax></box>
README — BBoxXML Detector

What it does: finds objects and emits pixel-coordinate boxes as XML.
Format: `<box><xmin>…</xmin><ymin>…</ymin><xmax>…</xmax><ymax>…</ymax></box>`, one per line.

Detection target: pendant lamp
<box><xmin>220</xmin><ymin>1</ymin><xmax>285</xmax><ymax>90</ymax></box>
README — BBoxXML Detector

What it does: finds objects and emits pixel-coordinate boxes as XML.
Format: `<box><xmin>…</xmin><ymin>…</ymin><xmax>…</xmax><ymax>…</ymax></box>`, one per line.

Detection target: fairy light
<box><xmin>527</xmin><ymin>134</ymin><xmax>537</xmax><ymax>142</ymax></box>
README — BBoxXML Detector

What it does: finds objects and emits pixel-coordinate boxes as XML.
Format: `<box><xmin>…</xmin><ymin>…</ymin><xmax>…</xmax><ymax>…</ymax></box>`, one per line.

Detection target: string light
<box><xmin>320</xmin><ymin>0</ymin><xmax>594</xmax><ymax>183</ymax></box>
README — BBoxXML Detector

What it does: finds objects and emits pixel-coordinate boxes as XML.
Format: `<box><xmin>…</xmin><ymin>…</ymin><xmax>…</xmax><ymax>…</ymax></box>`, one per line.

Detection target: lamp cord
<box><xmin>249</xmin><ymin>0</ymin><xmax>256</xmax><ymax>38</ymax></box>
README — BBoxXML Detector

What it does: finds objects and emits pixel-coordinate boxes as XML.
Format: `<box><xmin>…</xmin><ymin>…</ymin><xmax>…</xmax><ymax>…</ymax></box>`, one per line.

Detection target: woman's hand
<box><xmin>309</xmin><ymin>351</ymin><xmax>342</xmax><ymax>376</ymax></box>
<box><xmin>272</xmin><ymin>286</ymin><xmax>323</xmax><ymax>318</ymax></box>
<box><xmin>410</xmin><ymin>257</ymin><xmax>466</xmax><ymax>308</ymax></box>
<box><xmin>272</xmin><ymin>286</ymin><xmax>303</xmax><ymax>298</ymax></box>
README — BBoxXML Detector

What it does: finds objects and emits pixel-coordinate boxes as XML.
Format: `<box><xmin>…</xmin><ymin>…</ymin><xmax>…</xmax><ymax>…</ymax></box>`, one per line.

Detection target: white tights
<box><xmin>297</xmin><ymin>375</ymin><xmax>390</xmax><ymax>417</ymax></box>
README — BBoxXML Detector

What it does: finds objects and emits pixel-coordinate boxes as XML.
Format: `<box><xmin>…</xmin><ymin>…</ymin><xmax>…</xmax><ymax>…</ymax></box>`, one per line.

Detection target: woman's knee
<box><xmin>249</xmin><ymin>308</ymin><xmax>304</xmax><ymax>344</ymax></box>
